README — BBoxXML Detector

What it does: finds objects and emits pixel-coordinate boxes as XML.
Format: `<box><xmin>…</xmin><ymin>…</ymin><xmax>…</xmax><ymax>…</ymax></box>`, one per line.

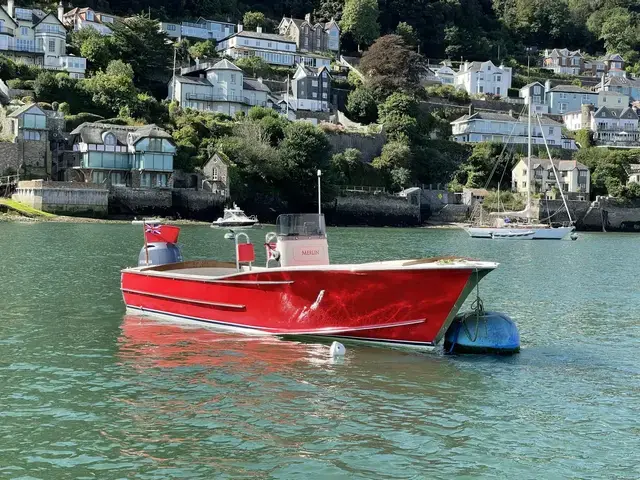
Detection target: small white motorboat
<box><xmin>211</xmin><ymin>204</ymin><xmax>258</xmax><ymax>228</ymax></box>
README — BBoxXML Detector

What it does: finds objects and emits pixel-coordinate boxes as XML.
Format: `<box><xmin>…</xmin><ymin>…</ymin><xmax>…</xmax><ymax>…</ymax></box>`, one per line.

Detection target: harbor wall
<box><xmin>13</xmin><ymin>180</ymin><xmax>108</xmax><ymax>216</ymax></box>
<box><xmin>327</xmin><ymin>193</ymin><xmax>421</xmax><ymax>226</ymax></box>
<box><xmin>539</xmin><ymin>198</ymin><xmax>640</xmax><ymax>232</ymax></box>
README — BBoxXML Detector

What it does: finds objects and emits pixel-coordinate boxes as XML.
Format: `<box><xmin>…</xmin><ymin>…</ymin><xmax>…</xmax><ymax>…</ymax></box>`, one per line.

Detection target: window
<box><xmin>549</xmin><ymin>127</ymin><xmax>554</xmax><ymax>135</ymax></box>
<box><xmin>86</xmin><ymin>11</ymin><xmax>94</xmax><ymax>21</ymax></box>
<box><xmin>496</xmin><ymin>87</ymin><xmax>501</xmax><ymax>95</ymax></box>
<box><xmin>48</xmin><ymin>40</ymin><xmax>55</xmax><ymax>53</ymax></box>
<box><xmin>213</xmin><ymin>168</ymin><xmax>219</xmax><ymax>181</ymax></box>
<box><xmin>20</xmin><ymin>27</ymin><xmax>28</xmax><ymax>36</ymax></box>
<box><xmin>496</xmin><ymin>75</ymin><xmax>501</xmax><ymax>82</ymax></box>
<box><xmin>103</xmin><ymin>133</ymin><xmax>116</xmax><ymax>146</ymax></box>
<box><xmin>534</xmin><ymin>86</ymin><xmax>541</xmax><ymax>94</ymax></box>
<box><xmin>24</xmin><ymin>130</ymin><xmax>40</xmax><ymax>141</ymax></box>
<box><xmin>603</xmin><ymin>96</ymin><xmax>607</xmax><ymax>103</ymax></box>
<box><xmin>256</xmin><ymin>41</ymin><xmax>261</xmax><ymax>47</ymax></box>
<box><xmin>23</xmin><ymin>114</ymin><xmax>46</xmax><ymax>129</ymax></box>
<box><xmin>312</xmin><ymin>92</ymin><xmax>317</xmax><ymax>98</ymax></box>
<box><xmin>322</xmin><ymin>82</ymin><xmax>327</xmax><ymax>88</ymax></box>
<box><xmin>140</xmin><ymin>173</ymin><xmax>151</xmax><ymax>187</ymax></box>
<box><xmin>559</xmin><ymin>93</ymin><xmax>567</xmax><ymax>99</ymax></box>
<box><xmin>312</xmin><ymin>80</ymin><xmax>318</xmax><ymax>87</ymax></box>
<box><xmin>268</xmin><ymin>42</ymin><xmax>272</xmax><ymax>48</ymax></box>
<box><xmin>156</xmin><ymin>174</ymin><xmax>168</xmax><ymax>187</ymax></box>
<box><xmin>110</xmin><ymin>172</ymin><xmax>126</xmax><ymax>186</ymax></box>
<box><xmin>478</xmin><ymin>86</ymin><xmax>484</xmax><ymax>93</ymax></box>
<box><xmin>167</xmin><ymin>24</ymin><xmax>177</xmax><ymax>31</ymax></box>
<box><xmin>92</xmin><ymin>171</ymin><xmax>107</xmax><ymax>184</ymax></box>
<box><xmin>533</xmin><ymin>95</ymin><xmax>541</xmax><ymax>104</ymax></box>
<box><xmin>618</xmin><ymin>97</ymin><xmax>622</xmax><ymax>104</ymax></box>
<box><xmin>322</xmin><ymin>92</ymin><xmax>327</xmax><ymax>99</ymax></box>
<box><xmin>559</xmin><ymin>103</ymin><xmax>568</xmax><ymax>113</ymax></box>
<box><xmin>231</xmin><ymin>74</ymin><xmax>236</xmax><ymax>84</ymax></box>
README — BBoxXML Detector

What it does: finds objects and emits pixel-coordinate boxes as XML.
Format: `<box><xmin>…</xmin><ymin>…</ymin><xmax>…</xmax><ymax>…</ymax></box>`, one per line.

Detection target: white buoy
<box><xmin>329</xmin><ymin>341</ymin><xmax>346</xmax><ymax>357</ymax></box>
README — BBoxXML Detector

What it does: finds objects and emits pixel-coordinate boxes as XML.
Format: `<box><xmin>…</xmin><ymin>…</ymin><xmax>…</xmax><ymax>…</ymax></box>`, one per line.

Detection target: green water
<box><xmin>1</xmin><ymin>223</ymin><xmax>639</xmax><ymax>479</ymax></box>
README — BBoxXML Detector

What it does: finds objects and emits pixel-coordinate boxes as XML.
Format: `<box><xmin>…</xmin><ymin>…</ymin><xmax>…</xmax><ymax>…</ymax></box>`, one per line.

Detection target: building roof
<box><xmin>174</xmin><ymin>75</ymin><xmax>212</xmax><ymax>85</ymax></box>
<box><xmin>210</xmin><ymin>59</ymin><xmax>242</xmax><ymax>71</ymax></box>
<box><xmin>546</xmin><ymin>48</ymin><xmax>583</xmax><ymax>58</ymax></box>
<box><xmin>549</xmin><ymin>84</ymin><xmax>595</xmax><ymax>94</ymax></box>
<box><xmin>520</xmin><ymin>81</ymin><xmax>544</xmax><ymax>90</ymax></box>
<box><xmin>530</xmin><ymin>158</ymin><xmax>588</xmax><ymax>171</ymax></box>
<box><xmin>294</xmin><ymin>63</ymin><xmax>331</xmax><ymax>79</ymax></box>
<box><xmin>451</xmin><ymin>111</ymin><xmax>562</xmax><ymax>126</ymax></box>
<box><xmin>230</xmin><ymin>29</ymin><xmax>296</xmax><ymax>43</ymax></box>
<box><xmin>8</xmin><ymin>103</ymin><xmax>44</xmax><ymax>118</ymax></box>
<box><xmin>604</xmin><ymin>76</ymin><xmax>640</xmax><ymax>88</ymax></box>
<box><xmin>593</xmin><ymin>106</ymin><xmax>638</xmax><ymax>120</ymax></box>
<box><xmin>69</xmin><ymin>122</ymin><xmax>173</xmax><ymax>145</ymax></box>
<box><xmin>243</xmin><ymin>78</ymin><xmax>270</xmax><ymax>92</ymax></box>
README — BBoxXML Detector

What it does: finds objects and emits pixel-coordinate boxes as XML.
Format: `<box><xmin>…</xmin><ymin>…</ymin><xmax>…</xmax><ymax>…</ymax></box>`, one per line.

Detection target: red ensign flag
<box><xmin>144</xmin><ymin>224</ymin><xmax>181</xmax><ymax>244</ymax></box>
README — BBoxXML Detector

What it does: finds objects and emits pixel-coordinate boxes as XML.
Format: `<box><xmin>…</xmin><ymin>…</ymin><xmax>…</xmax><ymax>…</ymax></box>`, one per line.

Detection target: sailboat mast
<box><xmin>527</xmin><ymin>97</ymin><xmax>532</xmax><ymax>220</ymax></box>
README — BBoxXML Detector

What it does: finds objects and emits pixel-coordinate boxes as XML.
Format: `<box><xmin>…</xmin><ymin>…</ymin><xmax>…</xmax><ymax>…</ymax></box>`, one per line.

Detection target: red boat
<box><xmin>121</xmin><ymin>214</ymin><xmax>498</xmax><ymax>350</ymax></box>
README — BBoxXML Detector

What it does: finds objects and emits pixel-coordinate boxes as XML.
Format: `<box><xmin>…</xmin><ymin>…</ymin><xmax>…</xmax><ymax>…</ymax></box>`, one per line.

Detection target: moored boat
<box><xmin>121</xmin><ymin>214</ymin><xmax>498</xmax><ymax>350</ymax></box>
<box><xmin>211</xmin><ymin>204</ymin><xmax>258</xmax><ymax>228</ymax></box>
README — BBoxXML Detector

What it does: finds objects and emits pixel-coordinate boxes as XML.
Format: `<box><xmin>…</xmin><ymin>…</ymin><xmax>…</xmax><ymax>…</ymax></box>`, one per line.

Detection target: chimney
<box><xmin>468</xmin><ymin>104</ymin><xmax>474</xmax><ymax>116</ymax></box>
<box><xmin>544</xmin><ymin>79</ymin><xmax>551</xmax><ymax>93</ymax></box>
<box><xmin>7</xmin><ymin>0</ymin><xmax>14</xmax><ymax>18</ymax></box>
<box><xmin>508</xmin><ymin>109</ymin><xmax>514</xmax><ymax>118</ymax></box>
<box><xmin>256</xmin><ymin>26</ymin><xmax>262</xmax><ymax>33</ymax></box>
<box><xmin>237</xmin><ymin>23</ymin><xmax>243</xmax><ymax>32</ymax></box>
<box><xmin>58</xmin><ymin>1</ymin><xmax>64</xmax><ymax>22</ymax></box>
<box><xmin>305</xmin><ymin>13</ymin><xmax>311</xmax><ymax>23</ymax></box>
<box><xmin>257</xmin><ymin>77</ymin><xmax>263</xmax><ymax>84</ymax></box>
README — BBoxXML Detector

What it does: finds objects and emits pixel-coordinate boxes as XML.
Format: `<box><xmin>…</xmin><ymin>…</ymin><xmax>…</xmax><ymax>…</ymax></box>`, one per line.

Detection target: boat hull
<box><xmin>121</xmin><ymin>262</ymin><xmax>495</xmax><ymax>349</ymax></box>
<box><xmin>466</xmin><ymin>226</ymin><xmax>573</xmax><ymax>240</ymax></box>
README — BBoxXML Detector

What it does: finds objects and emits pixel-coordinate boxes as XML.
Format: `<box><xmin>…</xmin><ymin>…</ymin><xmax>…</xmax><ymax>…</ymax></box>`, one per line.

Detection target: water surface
<box><xmin>0</xmin><ymin>224</ymin><xmax>638</xmax><ymax>479</ymax></box>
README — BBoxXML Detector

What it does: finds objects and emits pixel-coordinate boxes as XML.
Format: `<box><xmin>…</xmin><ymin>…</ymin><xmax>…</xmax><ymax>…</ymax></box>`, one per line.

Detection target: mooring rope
<box><xmin>448</xmin><ymin>269</ymin><xmax>486</xmax><ymax>353</ymax></box>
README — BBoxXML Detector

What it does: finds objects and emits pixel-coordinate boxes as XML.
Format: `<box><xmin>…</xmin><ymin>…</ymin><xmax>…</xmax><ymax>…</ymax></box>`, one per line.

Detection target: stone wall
<box><xmin>172</xmin><ymin>190</ymin><xmax>226</xmax><ymax>221</ymax></box>
<box><xmin>430</xmin><ymin>204</ymin><xmax>470</xmax><ymax>223</ymax></box>
<box><xmin>326</xmin><ymin>130</ymin><xmax>387</xmax><ymax>163</ymax></box>
<box><xmin>109</xmin><ymin>186</ymin><xmax>173</xmax><ymax>217</ymax></box>
<box><xmin>538</xmin><ymin>197</ymin><xmax>640</xmax><ymax>232</ymax></box>
<box><xmin>327</xmin><ymin>193</ymin><xmax>420</xmax><ymax>226</ymax></box>
<box><xmin>13</xmin><ymin>180</ymin><xmax>108</xmax><ymax>216</ymax></box>
<box><xmin>0</xmin><ymin>142</ymin><xmax>20</xmax><ymax>175</ymax></box>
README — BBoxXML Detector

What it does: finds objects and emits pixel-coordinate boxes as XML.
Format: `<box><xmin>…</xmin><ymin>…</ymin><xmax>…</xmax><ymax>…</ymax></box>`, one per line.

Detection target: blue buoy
<box><xmin>444</xmin><ymin>311</ymin><xmax>520</xmax><ymax>354</ymax></box>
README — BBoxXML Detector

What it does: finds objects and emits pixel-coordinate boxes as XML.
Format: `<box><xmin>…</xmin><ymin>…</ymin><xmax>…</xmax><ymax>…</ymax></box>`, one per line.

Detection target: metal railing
<box><xmin>339</xmin><ymin>185</ymin><xmax>387</xmax><ymax>194</ymax></box>
<box><xmin>0</xmin><ymin>26</ymin><xmax>14</xmax><ymax>35</ymax></box>
<box><xmin>186</xmin><ymin>93</ymin><xmax>267</xmax><ymax>106</ymax></box>
<box><xmin>0</xmin><ymin>174</ymin><xmax>19</xmax><ymax>187</ymax></box>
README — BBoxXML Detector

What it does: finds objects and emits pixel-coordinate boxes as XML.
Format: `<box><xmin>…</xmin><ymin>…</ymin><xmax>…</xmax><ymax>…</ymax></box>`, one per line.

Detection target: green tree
<box><xmin>360</xmin><ymin>35</ymin><xmax>423</xmax><ymax>98</ymax></box>
<box><xmin>315</xmin><ymin>0</ymin><xmax>344</xmax><ymax>21</ymax></box>
<box><xmin>106</xmin><ymin>59</ymin><xmax>134</xmax><ymax>78</ymax></box>
<box><xmin>189</xmin><ymin>40</ymin><xmax>218</xmax><ymax>61</ymax></box>
<box><xmin>390</xmin><ymin>166</ymin><xmax>411</xmax><ymax>190</ymax></box>
<box><xmin>372</xmin><ymin>140</ymin><xmax>411</xmax><ymax>171</ymax></box>
<box><xmin>111</xmin><ymin>15</ymin><xmax>172</xmax><ymax>90</ymax></box>
<box><xmin>83</xmin><ymin>61</ymin><xmax>138</xmax><ymax>115</ymax></box>
<box><xmin>340</xmin><ymin>0</ymin><xmax>380</xmax><ymax>50</ymax></box>
<box><xmin>395</xmin><ymin>21</ymin><xmax>417</xmax><ymax>46</ymax></box>
<box><xmin>346</xmin><ymin>87</ymin><xmax>378</xmax><ymax>124</ymax></box>
<box><xmin>243</xmin><ymin>11</ymin><xmax>266</xmax><ymax>31</ymax></box>
<box><xmin>0</xmin><ymin>55</ymin><xmax>17</xmax><ymax>80</ymax></box>
<box><xmin>72</xmin><ymin>29</ymin><xmax>114</xmax><ymax>72</ymax></box>
<box><xmin>235</xmin><ymin>56</ymin><xmax>272</xmax><ymax>78</ymax></box>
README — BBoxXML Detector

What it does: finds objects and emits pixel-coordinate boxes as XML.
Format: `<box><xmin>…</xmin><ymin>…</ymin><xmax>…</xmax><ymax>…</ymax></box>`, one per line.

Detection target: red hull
<box><xmin>121</xmin><ymin>263</ymin><xmax>492</xmax><ymax>348</ymax></box>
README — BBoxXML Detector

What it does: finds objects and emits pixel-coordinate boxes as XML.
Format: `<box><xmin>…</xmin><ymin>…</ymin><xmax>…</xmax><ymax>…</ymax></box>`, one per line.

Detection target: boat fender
<box><xmin>329</xmin><ymin>341</ymin><xmax>346</xmax><ymax>357</ymax></box>
<box><xmin>444</xmin><ymin>311</ymin><xmax>520</xmax><ymax>355</ymax></box>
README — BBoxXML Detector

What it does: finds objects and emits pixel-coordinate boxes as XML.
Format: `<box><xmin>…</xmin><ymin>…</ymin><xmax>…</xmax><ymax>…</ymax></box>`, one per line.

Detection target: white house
<box><xmin>435</xmin><ymin>63</ymin><xmax>455</xmax><ymax>85</ymax></box>
<box><xmin>169</xmin><ymin>59</ymin><xmax>271</xmax><ymax>116</ymax></box>
<box><xmin>451</xmin><ymin>108</ymin><xmax>575</xmax><ymax>149</ymax></box>
<box><xmin>519</xmin><ymin>82</ymin><xmax>549</xmax><ymax>114</ymax></box>
<box><xmin>62</xmin><ymin>7</ymin><xmax>114</xmax><ymax>35</ymax></box>
<box><xmin>626</xmin><ymin>164</ymin><xmax>640</xmax><ymax>184</ymax></box>
<box><xmin>0</xmin><ymin>0</ymin><xmax>86</xmax><ymax>77</ymax></box>
<box><xmin>598</xmin><ymin>90</ymin><xmax>630</xmax><ymax>108</ymax></box>
<box><xmin>563</xmin><ymin>105</ymin><xmax>640</xmax><ymax>147</ymax></box>
<box><xmin>160</xmin><ymin>18</ymin><xmax>235</xmax><ymax>42</ymax></box>
<box><xmin>512</xmin><ymin>158</ymin><xmax>590</xmax><ymax>198</ymax></box>
<box><xmin>454</xmin><ymin>60</ymin><xmax>512</xmax><ymax>97</ymax></box>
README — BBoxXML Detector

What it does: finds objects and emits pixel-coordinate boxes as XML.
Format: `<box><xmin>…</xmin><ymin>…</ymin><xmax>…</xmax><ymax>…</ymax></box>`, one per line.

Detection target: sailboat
<box><xmin>466</xmin><ymin>99</ymin><xmax>575</xmax><ymax>240</ymax></box>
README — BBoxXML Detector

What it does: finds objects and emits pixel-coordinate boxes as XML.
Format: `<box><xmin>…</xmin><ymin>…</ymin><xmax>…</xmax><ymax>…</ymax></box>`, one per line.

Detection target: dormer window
<box><xmin>103</xmin><ymin>132</ymin><xmax>116</xmax><ymax>145</ymax></box>
<box><xmin>86</xmin><ymin>11</ymin><xmax>94</xmax><ymax>21</ymax></box>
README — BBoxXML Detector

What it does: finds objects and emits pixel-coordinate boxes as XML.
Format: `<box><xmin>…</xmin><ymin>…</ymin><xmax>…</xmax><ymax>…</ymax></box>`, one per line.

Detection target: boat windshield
<box><xmin>276</xmin><ymin>214</ymin><xmax>326</xmax><ymax>237</ymax></box>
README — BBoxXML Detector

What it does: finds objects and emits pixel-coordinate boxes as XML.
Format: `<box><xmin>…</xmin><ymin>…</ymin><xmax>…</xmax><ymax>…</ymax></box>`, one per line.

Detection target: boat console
<box><xmin>265</xmin><ymin>214</ymin><xmax>330</xmax><ymax>268</ymax></box>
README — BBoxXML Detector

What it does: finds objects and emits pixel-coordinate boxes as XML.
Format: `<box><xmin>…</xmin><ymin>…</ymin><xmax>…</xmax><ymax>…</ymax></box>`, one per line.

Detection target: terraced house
<box><xmin>160</xmin><ymin>17</ymin><xmax>235</xmax><ymax>42</ymax></box>
<box><xmin>0</xmin><ymin>0</ymin><xmax>86</xmax><ymax>77</ymax></box>
<box><xmin>61</xmin><ymin>6</ymin><xmax>115</xmax><ymax>35</ymax></box>
<box><xmin>68</xmin><ymin>123</ymin><xmax>176</xmax><ymax>188</ymax></box>
<box><xmin>278</xmin><ymin>13</ymin><xmax>340</xmax><ymax>53</ymax></box>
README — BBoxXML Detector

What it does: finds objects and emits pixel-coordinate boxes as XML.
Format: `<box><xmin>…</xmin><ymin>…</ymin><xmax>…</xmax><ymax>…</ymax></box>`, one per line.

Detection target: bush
<box><xmin>37</xmin><ymin>102</ymin><xmax>53</xmax><ymax>110</ymax></box>
<box><xmin>58</xmin><ymin>102</ymin><xmax>71</xmax><ymax>115</ymax></box>
<box><xmin>7</xmin><ymin>78</ymin><xmax>32</xmax><ymax>90</ymax></box>
<box><xmin>507</xmin><ymin>87</ymin><xmax>520</xmax><ymax>98</ymax></box>
<box><xmin>65</xmin><ymin>112</ymin><xmax>105</xmax><ymax>131</ymax></box>
<box><xmin>0</xmin><ymin>55</ymin><xmax>16</xmax><ymax>80</ymax></box>
<box><xmin>427</xmin><ymin>84</ymin><xmax>470</xmax><ymax>103</ymax></box>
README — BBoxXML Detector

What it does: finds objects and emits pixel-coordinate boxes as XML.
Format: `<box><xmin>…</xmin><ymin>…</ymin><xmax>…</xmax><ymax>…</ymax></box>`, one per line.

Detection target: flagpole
<box><xmin>143</xmin><ymin>223</ymin><xmax>149</xmax><ymax>266</ymax></box>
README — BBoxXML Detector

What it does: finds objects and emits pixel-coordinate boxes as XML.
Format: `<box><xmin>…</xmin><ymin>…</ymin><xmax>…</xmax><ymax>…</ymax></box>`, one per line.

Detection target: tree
<box><xmin>72</xmin><ymin>29</ymin><xmax>114</xmax><ymax>73</ymax></box>
<box><xmin>315</xmin><ymin>0</ymin><xmax>345</xmax><ymax>22</ymax></box>
<box><xmin>395</xmin><ymin>22</ymin><xmax>417</xmax><ymax>46</ymax></box>
<box><xmin>346</xmin><ymin>87</ymin><xmax>378</xmax><ymax>124</ymax></box>
<box><xmin>377</xmin><ymin>92</ymin><xmax>421</xmax><ymax>141</ymax></box>
<box><xmin>106</xmin><ymin>59</ymin><xmax>134</xmax><ymax>78</ymax></box>
<box><xmin>243</xmin><ymin>11</ymin><xmax>265</xmax><ymax>31</ymax></box>
<box><xmin>235</xmin><ymin>56</ymin><xmax>272</xmax><ymax>78</ymax></box>
<box><xmin>110</xmin><ymin>15</ymin><xmax>172</xmax><ymax>90</ymax></box>
<box><xmin>189</xmin><ymin>40</ymin><xmax>218</xmax><ymax>61</ymax></box>
<box><xmin>391</xmin><ymin>167</ymin><xmax>411</xmax><ymax>190</ymax></box>
<box><xmin>83</xmin><ymin>61</ymin><xmax>137</xmax><ymax>115</ymax></box>
<box><xmin>359</xmin><ymin>35</ymin><xmax>423</xmax><ymax>97</ymax></box>
<box><xmin>340</xmin><ymin>0</ymin><xmax>380</xmax><ymax>50</ymax></box>
<box><xmin>372</xmin><ymin>140</ymin><xmax>411</xmax><ymax>170</ymax></box>
<box><xmin>331</xmin><ymin>148</ymin><xmax>363</xmax><ymax>183</ymax></box>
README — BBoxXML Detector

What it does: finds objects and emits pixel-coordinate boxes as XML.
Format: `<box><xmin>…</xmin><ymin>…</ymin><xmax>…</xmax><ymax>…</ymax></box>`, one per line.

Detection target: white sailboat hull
<box><xmin>466</xmin><ymin>226</ymin><xmax>574</xmax><ymax>240</ymax></box>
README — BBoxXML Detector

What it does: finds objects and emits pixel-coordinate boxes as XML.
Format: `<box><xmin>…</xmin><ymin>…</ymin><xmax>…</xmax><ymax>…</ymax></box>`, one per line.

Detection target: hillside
<box><xmin>20</xmin><ymin>0</ymin><xmax>640</xmax><ymax>67</ymax></box>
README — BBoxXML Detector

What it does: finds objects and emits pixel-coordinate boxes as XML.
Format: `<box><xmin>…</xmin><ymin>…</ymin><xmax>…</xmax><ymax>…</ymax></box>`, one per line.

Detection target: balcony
<box><xmin>0</xmin><ymin>26</ymin><xmax>14</xmax><ymax>35</ymax></box>
<box><xmin>35</xmin><ymin>25</ymin><xmax>66</xmax><ymax>36</ymax></box>
<box><xmin>0</xmin><ymin>42</ymin><xmax>42</xmax><ymax>54</ymax></box>
<box><xmin>186</xmin><ymin>92</ymin><xmax>267</xmax><ymax>106</ymax></box>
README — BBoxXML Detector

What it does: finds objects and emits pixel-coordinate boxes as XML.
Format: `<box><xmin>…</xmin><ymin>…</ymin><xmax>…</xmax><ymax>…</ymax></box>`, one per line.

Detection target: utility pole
<box><xmin>171</xmin><ymin>45</ymin><xmax>177</xmax><ymax>103</ymax></box>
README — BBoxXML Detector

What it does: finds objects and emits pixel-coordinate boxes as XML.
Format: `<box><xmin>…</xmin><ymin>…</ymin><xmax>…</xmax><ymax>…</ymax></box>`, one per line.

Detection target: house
<box><xmin>0</xmin><ymin>0</ymin><xmax>87</xmax><ymax>77</ymax></box>
<box><xmin>169</xmin><ymin>59</ymin><xmax>271</xmax><ymax>116</ymax></box>
<box><xmin>584</xmin><ymin>54</ymin><xmax>626</xmax><ymax>77</ymax></box>
<box><xmin>545</xmin><ymin>84</ymin><xmax>598</xmax><ymax>114</ymax></box>
<box><xmin>278</xmin><ymin>13</ymin><xmax>340</xmax><ymax>53</ymax></box>
<box><xmin>291</xmin><ymin>63</ymin><xmax>331</xmax><ymax>112</ymax></box>
<box><xmin>543</xmin><ymin>49</ymin><xmax>584</xmax><ymax>75</ymax></box>
<box><xmin>451</xmin><ymin>107</ymin><xmax>574</xmax><ymax>150</ymax></box>
<box><xmin>217</xmin><ymin>26</ymin><xmax>298</xmax><ymax>67</ymax></box>
<box><xmin>563</xmin><ymin>104</ymin><xmax>640</xmax><ymax>148</ymax></box>
<box><xmin>0</xmin><ymin>103</ymin><xmax>55</xmax><ymax>178</ymax></box>
<box><xmin>519</xmin><ymin>82</ymin><xmax>549</xmax><ymax>114</ymax></box>
<box><xmin>435</xmin><ymin>62</ymin><xmax>455</xmax><ymax>85</ymax></box>
<box><xmin>512</xmin><ymin>158</ymin><xmax>590</xmax><ymax>198</ymax></box>
<box><xmin>419</xmin><ymin>66</ymin><xmax>441</xmax><ymax>86</ymax></box>
<box><xmin>462</xmin><ymin>188</ymin><xmax>488</xmax><ymax>206</ymax></box>
<box><xmin>626</xmin><ymin>164</ymin><xmax>640</xmax><ymax>184</ymax></box>
<box><xmin>454</xmin><ymin>60</ymin><xmax>512</xmax><ymax>97</ymax></box>
<box><xmin>68</xmin><ymin>122</ymin><xmax>176</xmax><ymax>188</ymax></box>
<box><xmin>61</xmin><ymin>6</ymin><xmax>115</xmax><ymax>35</ymax></box>
<box><xmin>160</xmin><ymin>18</ymin><xmax>235</xmax><ymax>42</ymax></box>
<box><xmin>597</xmin><ymin>76</ymin><xmax>640</xmax><ymax>102</ymax></box>
<box><xmin>598</xmin><ymin>90</ymin><xmax>630</xmax><ymax>108</ymax></box>
<box><xmin>201</xmin><ymin>152</ymin><xmax>230</xmax><ymax>198</ymax></box>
